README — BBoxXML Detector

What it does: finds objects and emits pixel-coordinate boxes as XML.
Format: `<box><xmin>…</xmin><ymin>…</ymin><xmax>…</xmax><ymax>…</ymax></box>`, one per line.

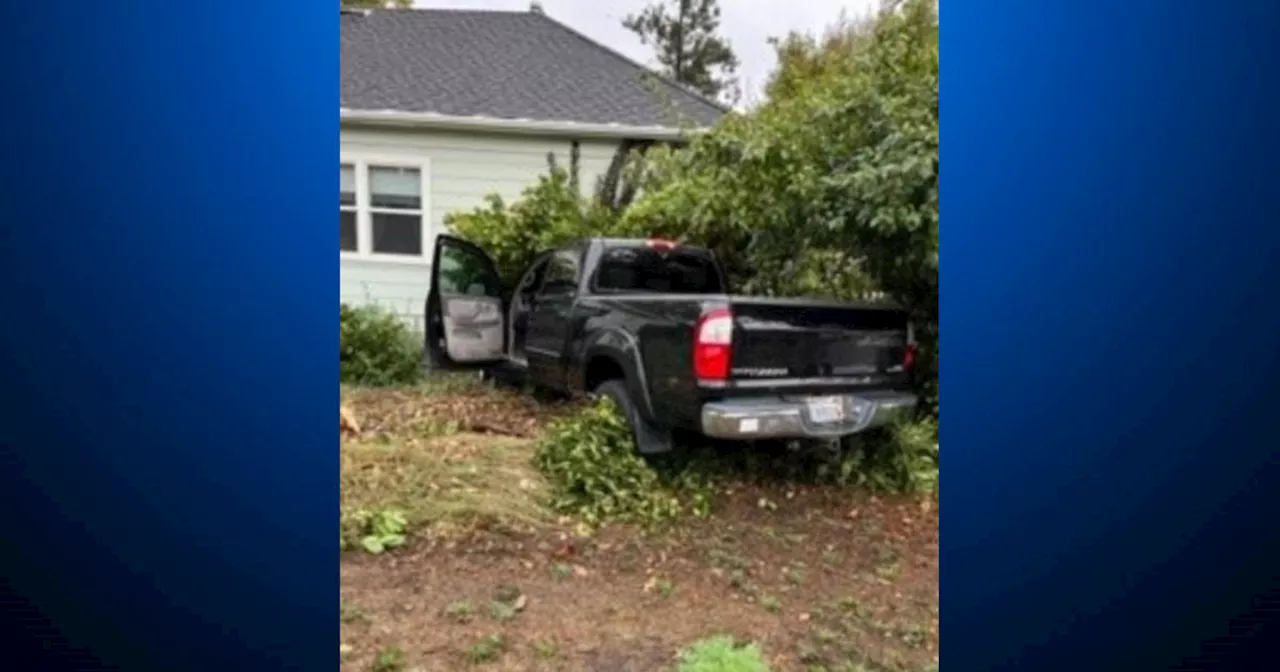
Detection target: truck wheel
<box><xmin>594</xmin><ymin>380</ymin><xmax>673</xmax><ymax>455</ymax></box>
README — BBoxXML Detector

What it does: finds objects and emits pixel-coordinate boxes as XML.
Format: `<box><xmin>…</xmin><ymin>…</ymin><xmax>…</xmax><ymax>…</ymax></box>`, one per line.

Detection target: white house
<box><xmin>340</xmin><ymin>7</ymin><xmax>727</xmax><ymax>328</ymax></box>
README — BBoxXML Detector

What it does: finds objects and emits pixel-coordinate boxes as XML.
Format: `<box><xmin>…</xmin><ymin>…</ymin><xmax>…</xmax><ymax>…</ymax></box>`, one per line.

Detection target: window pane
<box><xmin>594</xmin><ymin>246</ymin><xmax>724</xmax><ymax>293</ymax></box>
<box><xmin>372</xmin><ymin>213</ymin><xmax>422</xmax><ymax>255</ymax></box>
<box><xmin>438</xmin><ymin>242</ymin><xmax>501</xmax><ymax>297</ymax></box>
<box><xmin>340</xmin><ymin>164</ymin><xmax>355</xmax><ymax>206</ymax></box>
<box><xmin>369</xmin><ymin>166</ymin><xmax>421</xmax><ymax>209</ymax></box>
<box><xmin>340</xmin><ymin>210</ymin><xmax>357</xmax><ymax>251</ymax></box>
<box><xmin>540</xmin><ymin>249</ymin><xmax>581</xmax><ymax>296</ymax></box>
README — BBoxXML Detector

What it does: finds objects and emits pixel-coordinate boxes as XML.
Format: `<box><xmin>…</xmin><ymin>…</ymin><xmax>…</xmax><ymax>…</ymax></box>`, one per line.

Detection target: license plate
<box><xmin>807</xmin><ymin>396</ymin><xmax>846</xmax><ymax>423</ymax></box>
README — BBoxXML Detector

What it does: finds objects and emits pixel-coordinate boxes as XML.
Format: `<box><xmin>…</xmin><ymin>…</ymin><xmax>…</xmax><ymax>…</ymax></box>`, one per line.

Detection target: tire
<box><xmin>594</xmin><ymin>380</ymin><xmax>672</xmax><ymax>455</ymax></box>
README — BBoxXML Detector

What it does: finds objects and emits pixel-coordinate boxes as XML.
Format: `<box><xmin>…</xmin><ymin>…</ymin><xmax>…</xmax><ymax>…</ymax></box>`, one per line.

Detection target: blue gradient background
<box><xmin>0</xmin><ymin>0</ymin><xmax>1278</xmax><ymax>671</ymax></box>
<box><xmin>943</xmin><ymin>0</ymin><xmax>1280</xmax><ymax>670</ymax></box>
<box><xmin>0</xmin><ymin>1</ymin><xmax>334</xmax><ymax>670</ymax></box>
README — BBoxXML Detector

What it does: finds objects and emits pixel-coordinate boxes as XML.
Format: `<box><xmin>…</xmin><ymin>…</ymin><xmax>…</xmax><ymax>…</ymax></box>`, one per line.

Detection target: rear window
<box><xmin>593</xmin><ymin>246</ymin><xmax>724</xmax><ymax>294</ymax></box>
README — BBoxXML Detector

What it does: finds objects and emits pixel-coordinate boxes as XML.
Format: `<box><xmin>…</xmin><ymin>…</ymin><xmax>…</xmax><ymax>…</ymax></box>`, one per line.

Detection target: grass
<box><xmin>444</xmin><ymin>599</ymin><xmax>476</xmax><ymax>624</ymax></box>
<box><xmin>759</xmin><ymin>594</ymin><xmax>782</xmax><ymax>614</ymax></box>
<box><xmin>372</xmin><ymin>646</ymin><xmax>405</xmax><ymax>672</ymax></box>
<box><xmin>487</xmin><ymin>583</ymin><xmax>525</xmax><ymax>621</ymax></box>
<box><xmin>466</xmin><ymin>634</ymin><xmax>506</xmax><ymax>664</ymax></box>
<box><xmin>340</xmin><ymin>601</ymin><xmax>369</xmax><ymax>625</ymax></box>
<box><xmin>340</xmin><ymin>373</ymin><xmax>575</xmax><ymax>549</ymax></box>
<box><xmin>488</xmin><ymin>600</ymin><xmax>518</xmax><ymax>621</ymax></box>
<box><xmin>493</xmin><ymin>583</ymin><xmax>522</xmax><ymax>602</ymax></box>
<box><xmin>339</xmin><ymin>372</ymin><xmax>487</xmax><ymax>400</ymax></box>
<box><xmin>341</xmin><ymin>432</ymin><xmax>550</xmax><ymax>544</ymax></box>
<box><xmin>874</xmin><ymin>561</ymin><xmax>902</xmax><ymax>580</ymax></box>
<box><xmin>532</xmin><ymin>638</ymin><xmax>558</xmax><ymax>659</ymax></box>
<box><xmin>677</xmin><ymin>636</ymin><xmax>772</xmax><ymax>672</ymax></box>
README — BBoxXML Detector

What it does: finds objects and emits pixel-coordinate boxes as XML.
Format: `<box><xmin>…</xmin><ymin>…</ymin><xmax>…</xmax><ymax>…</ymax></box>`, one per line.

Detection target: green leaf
<box><xmin>360</xmin><ymin>536</ymin><xmax>385</xmax><ymax>554</ymax></box>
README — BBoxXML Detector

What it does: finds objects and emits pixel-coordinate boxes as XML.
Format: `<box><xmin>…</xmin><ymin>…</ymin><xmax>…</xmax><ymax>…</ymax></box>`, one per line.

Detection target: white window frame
<box><xmin>340</xmin><ymin>162</ymin><xmax>359</xmax><ymax>253</ymax></box>
<box><xmin>340</xmin><ymin>154</ymin><xmax>432</xmax><ymax>264</ymax></box>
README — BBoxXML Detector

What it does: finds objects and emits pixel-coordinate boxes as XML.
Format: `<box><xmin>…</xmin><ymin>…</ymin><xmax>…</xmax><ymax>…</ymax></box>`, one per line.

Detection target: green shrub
<box><xmin>678</xmin><ymin>636</ymin><xmax>772</xmax><ymax>672</ymax></box>
<box><xmin>532</xmin><ymin>398</ymin><xmax>937</xmax><ymax>528</ymax></box>
<box><xmin>466</xmin><ymin>634</ymin><xmax>506</xmax><ymax>664</ymax></box>
<box><xmin>372</xmin><ymin>646</ymin><xmax>405</xmax><ymax>672</ymax></box>
<box><xmin>339</xmin><ymin>507</ymin><xmax>408</xmax><ymax>555</ymax></box>
<box><xmin>659</xmin><ymin>418</ymin><xmax>938</xmax><ymax>496</ymax></box>
<box><xmin>339</xmin><ymin>303</ymin><xmax>422</xmax><ymax>386</ymax></box>
<box><xmin>446</xmin><ymin>162</ymin><xmax>641</xmax><ymax>286</ymax></box>
<box><xmin>834</xmin><ymin>418</ymin><xmax>939</xmax><ymax>494</ymax></box>
<box><xmin>532</xmin><ymin>398</ymin><xmax>712</xmax><ymax>526</ymax></box>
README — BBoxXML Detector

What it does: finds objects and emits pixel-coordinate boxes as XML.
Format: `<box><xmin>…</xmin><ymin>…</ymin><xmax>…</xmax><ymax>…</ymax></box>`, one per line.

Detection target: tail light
<box><xmin>694</xmin><ymin>306</ymin><xmax>734</xmax><ymax>382</ymax></box>
<box><xmin>903</xmin><ymin>322</ymin><xmax>917</xmax><ymax>373</ymax></box>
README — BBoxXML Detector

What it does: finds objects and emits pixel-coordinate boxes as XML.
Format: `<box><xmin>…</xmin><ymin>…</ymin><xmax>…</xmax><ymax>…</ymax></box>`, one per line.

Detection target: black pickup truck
<box><xmin>425</xmin><ymin>236</ymin><xmax>918</xmax><ymax>454</ymax></box>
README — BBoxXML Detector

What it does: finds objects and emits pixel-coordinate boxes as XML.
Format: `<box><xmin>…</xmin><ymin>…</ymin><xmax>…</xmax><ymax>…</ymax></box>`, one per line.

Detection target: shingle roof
<box><xmin>340</xmin><ymin>8</ymin><xmax>727</xmax><ymax>129</ymax></box>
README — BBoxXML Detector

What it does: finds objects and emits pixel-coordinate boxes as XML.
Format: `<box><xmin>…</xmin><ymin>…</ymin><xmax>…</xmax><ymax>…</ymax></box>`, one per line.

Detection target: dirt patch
<box><xmin>341</xmin><ymin>376</ymin><xmax>578</xmax><ymax>441</ymax></box>
<box><xmin>340</xmin><ymin>381</ymin><xmax>938</xmax><ymax>671</ymax></box>
<box><xmin>341</xmin><ymin>489</ymin><xmax>937</xmax><ymax>672</ymax></box>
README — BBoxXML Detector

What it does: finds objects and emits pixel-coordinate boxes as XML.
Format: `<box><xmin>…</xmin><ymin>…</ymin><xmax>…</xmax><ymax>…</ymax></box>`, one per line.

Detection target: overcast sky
<box><xmin>413</xmin><ymin>0</ymin><xmax>878</xmax><ymax>103</ymax></box>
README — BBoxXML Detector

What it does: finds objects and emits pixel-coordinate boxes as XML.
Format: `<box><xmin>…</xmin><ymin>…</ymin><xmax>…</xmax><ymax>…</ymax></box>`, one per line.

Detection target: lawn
<box><xmin>339</xmin><ymin>376</ymin><xmax>938</xmax><ymax>672</ymax></box>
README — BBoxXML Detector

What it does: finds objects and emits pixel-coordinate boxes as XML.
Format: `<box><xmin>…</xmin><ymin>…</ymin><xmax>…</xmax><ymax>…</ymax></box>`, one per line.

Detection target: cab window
<box><xmin>539</xmin><ymin>248</ymin><xmax>582</xmax><ymax>298</ymax></box>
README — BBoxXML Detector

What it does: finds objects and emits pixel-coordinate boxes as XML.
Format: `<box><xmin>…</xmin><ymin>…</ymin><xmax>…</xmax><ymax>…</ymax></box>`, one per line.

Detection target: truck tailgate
<box><xmin>727</xmin><ymin>298</ymin><xmax>911</xmax><ymax>383</ymax></box>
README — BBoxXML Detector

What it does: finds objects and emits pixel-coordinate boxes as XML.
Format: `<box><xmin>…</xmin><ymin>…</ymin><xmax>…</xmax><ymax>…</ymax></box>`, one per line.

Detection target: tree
<box><xmin>765</xmin><ymin>10</ymin><xmax>878</xmax><ymax>102</ymax></box>
<box><xmin>623</xmin><ymin>0</ymin><xmax>740</xmax><ymax>103</ymax></box>
<box><xmin>626</xmin><ymin>0</ymin><xmax>939</xmax><ymax>408</ymax></box>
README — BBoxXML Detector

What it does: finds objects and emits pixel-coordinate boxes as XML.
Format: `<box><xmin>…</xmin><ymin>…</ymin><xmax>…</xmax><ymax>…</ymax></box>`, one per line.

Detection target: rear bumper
<box><xmin>700</xmin><ymin>390</ymin><xmax>918</xmax><ymax>440</ymax></box>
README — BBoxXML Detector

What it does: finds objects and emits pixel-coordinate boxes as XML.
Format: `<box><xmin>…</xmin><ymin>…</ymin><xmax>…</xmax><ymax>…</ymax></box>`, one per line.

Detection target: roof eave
<box><xmin>341</xmin><ymin>108</ymin><xmax>706</xmax><ymax>141</ymax></box>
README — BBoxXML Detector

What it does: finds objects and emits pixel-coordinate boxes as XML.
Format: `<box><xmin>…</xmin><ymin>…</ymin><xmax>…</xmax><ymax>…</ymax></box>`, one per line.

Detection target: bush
<box><xmin>678</xmin><ymin>636</ymin><xmax>772</xmax><ymax>672</ymax></box>
<box><xmin>339</xmin><ymin>303</ymin><xmax>422</xmax><ymax>386</ymax></box>
<box><xmin>339</xmin><ymin>508</ymin><xmax>407</xmax><ymax>555</ymax></box>
<box><xmin>837</xmin><ymin>418</ymin><xmax>939</xmax><ymax>494</ymax></box>
<box><xmin>446</xmin><ymin>161</ymin><xmax>642</xmax><ymax>286</ymax></box>
<box><xmin>533</xmin><ymin>398</ymin><xmax>937</xmax><ymax>529</ymax></box>
<box><xmin>673</xmin><ymin>420</ymin><xmax>938</xmax><ymax>496</ymax></box>
<box><xmin>533</xmin><ymin>398</ymin><xmax>712</xmax><ymax>526</ymax></box>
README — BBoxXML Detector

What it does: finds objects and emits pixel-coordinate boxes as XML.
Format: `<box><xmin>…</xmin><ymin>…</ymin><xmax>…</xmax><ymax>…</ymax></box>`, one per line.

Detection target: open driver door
<box><xmin>425</xmin><ymin>235</ymin><xmax>507</xmax><ymax>370</ymax></box>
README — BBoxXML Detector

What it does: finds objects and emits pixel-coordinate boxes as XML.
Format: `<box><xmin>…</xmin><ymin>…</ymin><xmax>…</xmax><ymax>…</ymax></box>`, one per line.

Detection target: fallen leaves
<box><xmin>340</xmin><ymin>385</ymin><xmax>574</xmax><ymax>441</ymax></box>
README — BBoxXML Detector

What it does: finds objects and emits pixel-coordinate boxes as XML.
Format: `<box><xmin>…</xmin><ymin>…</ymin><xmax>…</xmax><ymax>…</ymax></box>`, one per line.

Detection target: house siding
<box><xmin>340</xmin><ymin>126</ymin><xmax>621</xmax><ymax>330</ymax></box>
